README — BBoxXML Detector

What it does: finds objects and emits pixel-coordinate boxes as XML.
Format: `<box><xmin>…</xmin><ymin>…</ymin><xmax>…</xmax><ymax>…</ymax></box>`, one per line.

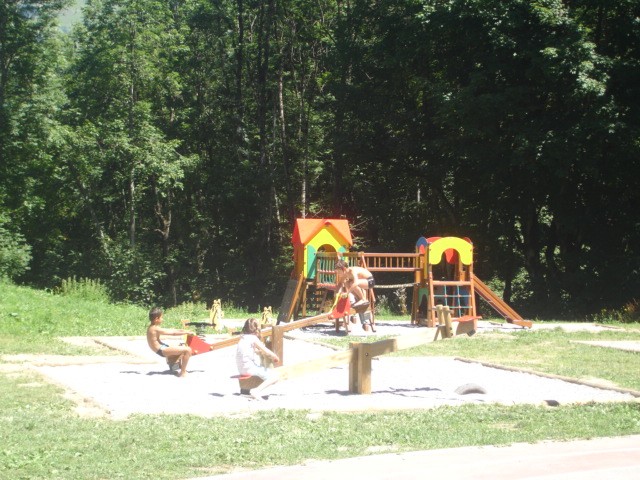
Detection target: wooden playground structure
<box><xmin>278</xmin><ymin>218</ymin><xmax>531</xmax><ymax>331</ymax></box>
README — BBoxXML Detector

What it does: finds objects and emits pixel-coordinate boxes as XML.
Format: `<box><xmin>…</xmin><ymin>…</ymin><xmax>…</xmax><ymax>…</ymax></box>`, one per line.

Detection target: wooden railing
<box><xmin>354</xmin><ymin>252</ymin><xmax>422</xmax><ymax>272</ymax></box>
<box><xmin>315</xmin><ymin>252</ymin><xmax>340</xmax><ymax>287</ymax></box>
<box><xmin>315</xmin><ymin>252</ymin><xmax>422</xmax><ymax>287</ymax></box>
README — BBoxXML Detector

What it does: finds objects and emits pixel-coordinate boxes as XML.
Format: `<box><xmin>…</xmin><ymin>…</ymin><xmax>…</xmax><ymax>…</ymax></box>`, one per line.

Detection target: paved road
<box><xmin>192</xmin><ymin>435</ymin><xmax>640</xmax><ymax>480</ymax></box>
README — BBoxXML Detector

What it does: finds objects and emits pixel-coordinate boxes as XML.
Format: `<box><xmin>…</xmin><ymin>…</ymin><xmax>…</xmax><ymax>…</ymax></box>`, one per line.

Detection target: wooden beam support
<box><xmin>208</xmin><ymin>335</ymin><xmax>241</xmax><ymax>351</ymax></box>
<box><xmin>347</xmin><ymin>330</ymin><xmax>437</xmax><ymax>394</ymax></box>
<box><xmin>349</xmin><ymin>343</ymin><xmax>372</xmax><ymax>394</ymax></box>
<box><xmin>443</xmin><ymin>306</ymin><xmax>453</xmax><ymax>338</ymax></box>
<box><xmin>271</xmin><ymin>325</ymin><xmax>285</xmax><ymax>365</ymax></box>
<box><xmin>205</xmin><ymin>312</ymin><xmax>331</xmax><ymax>357</ymax></box>
<box><xmin>277</xmin><ymin>349</ymin><xmax>354</xmax><ymax>382</ymax></box>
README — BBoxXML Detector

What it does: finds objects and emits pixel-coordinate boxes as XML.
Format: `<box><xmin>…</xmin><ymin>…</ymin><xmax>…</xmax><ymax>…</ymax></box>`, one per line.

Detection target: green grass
<box><xmin>0</xmin><ymin>281</ymin><xmax>253</xmax><ymax>354</ymax></box>
<box><xmin>0</xmin><ymin>282</ymin><xmax>146</xmax><ymax>337</ymax></box>
<box><xmin>2</xmin><ymin>281</ymin><xmax>640</xmax><ymax>479</ymax></box>
<box><xmin>2</xmin><ymin>370</ymin><xmax>639</xmax><ymax>480</ymax></box>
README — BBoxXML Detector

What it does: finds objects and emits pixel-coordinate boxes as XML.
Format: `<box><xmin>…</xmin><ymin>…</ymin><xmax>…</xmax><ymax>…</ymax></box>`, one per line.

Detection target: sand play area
<box><xmin>6</xmin><ymin>321</ymin><xmax>639</xmax><ymax>419</ymax></box>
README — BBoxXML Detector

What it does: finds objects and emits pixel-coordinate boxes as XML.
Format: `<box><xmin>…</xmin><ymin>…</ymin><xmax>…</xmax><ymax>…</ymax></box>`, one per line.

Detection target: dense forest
<box><xmin>1</xmin><ymin>0</ymin><xmax>638</xmax><ymax>319</ymax></box>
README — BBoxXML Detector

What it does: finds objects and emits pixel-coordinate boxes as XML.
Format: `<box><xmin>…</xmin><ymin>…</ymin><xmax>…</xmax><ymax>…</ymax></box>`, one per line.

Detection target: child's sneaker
<box><xmin>352</xmin><ymin>299</ymin><xmax>369</xmax><ymax>309</ymax></box>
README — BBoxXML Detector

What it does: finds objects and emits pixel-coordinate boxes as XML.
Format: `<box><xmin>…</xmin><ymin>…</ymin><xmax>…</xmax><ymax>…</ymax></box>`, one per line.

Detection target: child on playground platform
<box><xmin>335</xmin><ymin>259</ymin><xmax>375</xmax><ymax>308</ymax></box>
<box><xmin>236</xmin><ymin>318</ymin><xmax>280</xmax><ymax>400</ymax></box>
<box><xmin>146</xmin><ymin>307</ymin><xmax>193</xmax><ymax>377</ymax></box>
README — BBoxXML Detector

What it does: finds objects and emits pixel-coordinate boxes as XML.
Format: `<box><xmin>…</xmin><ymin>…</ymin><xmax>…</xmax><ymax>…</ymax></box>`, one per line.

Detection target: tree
<box><xmin>0</xmin><ymin>0</ymin><xmax>71</xmax><ymax>286</ymax></box>
<box><xmin>63</xmin><ymin>0</ymin><xmax>194</xmax><ymax>304</ymax></box>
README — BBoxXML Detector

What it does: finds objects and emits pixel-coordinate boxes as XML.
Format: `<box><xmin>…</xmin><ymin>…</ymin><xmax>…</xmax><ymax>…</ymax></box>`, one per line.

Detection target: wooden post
<box><xmin>359</xmin><ymin>343</ymin><xmax>373</xmax><ymax>394</ymax></box>
<box><xmin>434</xmin><ymin>305</ymin><xmax>443</xmax><ymax>340</ymax></box>
<box><xmin>349</xmin><ymin>342</ymin><xmax>373</xmax><ymax>394</ymax></box>
<box><xmin>433</xmin><ymin>304</ymin><xmax>452</xmax><ymax>339</ymax></box>
<box><xmin>301</xmin><ymin>281</ymin><xmax>308</xmax><ymax>318</ymax></box>
<box><xmin>349</xmin><ymin>342</ymin><xmax>359</xmax><ymax>393</ymax></box>
<box><xmin>443</xmin><ymin>305</ymin><xmax>453</xmax><ymax>338</ymax></box>
<box><xmin>271</xmin><ymin>325</ymin><xmax>285</xmax><ymax>366</ymax></box>
<box><xmin>410</xmin><ymin>285</ymin><xmax>418</xmax><ymax>325</ymax></box>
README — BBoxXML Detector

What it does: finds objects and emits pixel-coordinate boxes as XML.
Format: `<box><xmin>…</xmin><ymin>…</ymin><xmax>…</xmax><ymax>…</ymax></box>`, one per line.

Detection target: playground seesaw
<box><xmin>185</xmin><ymin>295</ymin><xmax>361</xmax><ymax>360</ymax></box>
<box><xmin>188</xmin><ymin>319</ymin><xmax>441</xmax><ymax>395</ymax></box>
<box><xmin>185</xmin><ymin>302</ymin><xmax>472</xmax><ymax>395</ymax></box>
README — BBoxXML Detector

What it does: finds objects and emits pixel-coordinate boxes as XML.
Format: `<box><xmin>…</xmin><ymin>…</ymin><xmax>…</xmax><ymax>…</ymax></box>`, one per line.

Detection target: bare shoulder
<box><xmin>147</xmin><ymin>324</ymin><xmax>161</xmax><ymax>336</ymax></box>
<box><xmin>351</xmin><ymin>266</ymin><xmax>371</xmax><ymax>277</ymax></box>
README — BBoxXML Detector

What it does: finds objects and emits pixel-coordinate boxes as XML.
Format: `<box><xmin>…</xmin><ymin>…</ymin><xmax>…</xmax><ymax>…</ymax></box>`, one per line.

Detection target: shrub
<box><xmin>591</xmin><ymin>299</ymin><xmax>640</xmax><ymax>324</ymax></box>
<box><xmin>0</xmin><ymin>215</ymin><xmax>32</xmax><ymax>280</ymax></box>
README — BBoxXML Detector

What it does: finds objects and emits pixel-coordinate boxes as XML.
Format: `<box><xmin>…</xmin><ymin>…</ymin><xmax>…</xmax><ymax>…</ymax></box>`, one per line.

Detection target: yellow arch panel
<box><xmin>304</xmin><ymin>229</ymin><xmax>350</xmax><ymax>279</ymax></box>
<box><xmin>308</xmin><ymin>228</ymin><xmax>345</xmax><ymax>251</ymax></box>
<box><xmin>428</xmin><ymin>237</ymin><xmax>473</xmax><ymax>265</ymax></box>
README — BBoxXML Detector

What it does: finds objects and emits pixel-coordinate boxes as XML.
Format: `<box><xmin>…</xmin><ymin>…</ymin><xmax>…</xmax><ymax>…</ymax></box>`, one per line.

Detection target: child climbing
<box><xmin>335</xmin><ymin>259</ymin><xmax>375</xmax><ymax>308</ymax></box>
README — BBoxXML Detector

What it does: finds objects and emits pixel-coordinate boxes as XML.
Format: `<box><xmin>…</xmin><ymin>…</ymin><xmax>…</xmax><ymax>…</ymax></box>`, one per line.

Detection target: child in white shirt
<box><xmin>236</xmin><ymin>318</ymin><xmax>280</xmax><ymax>399</ymax></box>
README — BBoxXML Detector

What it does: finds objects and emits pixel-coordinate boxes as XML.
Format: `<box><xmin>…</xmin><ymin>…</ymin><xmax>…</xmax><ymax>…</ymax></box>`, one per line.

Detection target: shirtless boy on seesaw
<box><xmin>147</xmin><ymin>307</ymin><xmax>193</xmax><ymax>377</ymax></box>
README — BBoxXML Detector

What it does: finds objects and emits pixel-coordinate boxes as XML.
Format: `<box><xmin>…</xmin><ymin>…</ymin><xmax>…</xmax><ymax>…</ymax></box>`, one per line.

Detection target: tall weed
<box><xmin>55</xmin><ymin>276</ymin><xmax>110</xmax><ymax>303</ymax></box>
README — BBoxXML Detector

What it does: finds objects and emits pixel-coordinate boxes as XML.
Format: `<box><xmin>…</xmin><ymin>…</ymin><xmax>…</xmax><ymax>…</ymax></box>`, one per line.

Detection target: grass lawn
<box><xmin>1</xmin><ymin>281</ymin><xmax>640</xmax><ymax>479</ymax></box>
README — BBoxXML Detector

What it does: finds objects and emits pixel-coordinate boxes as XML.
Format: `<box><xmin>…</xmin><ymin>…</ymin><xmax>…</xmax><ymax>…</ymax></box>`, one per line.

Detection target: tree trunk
<box><xmin>152</xmin><ymin>178</ymin><xmax>177</xmax><ymax>306</ymax></box>
<box><xmin>129</xmin><ymin>168</ymin><xmax>136</xmax><ymax>248</ymax></box>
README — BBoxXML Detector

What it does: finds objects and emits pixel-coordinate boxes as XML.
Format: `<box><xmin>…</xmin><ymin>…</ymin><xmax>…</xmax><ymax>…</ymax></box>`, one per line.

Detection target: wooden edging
<box><xmin>454</xmin><ymin>357</ymin><xmax>640</xmax><ymax>398</ymax></box>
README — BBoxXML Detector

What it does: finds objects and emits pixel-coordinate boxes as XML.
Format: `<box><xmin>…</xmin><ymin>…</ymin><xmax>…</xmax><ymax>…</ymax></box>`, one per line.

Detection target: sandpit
<box><xmin>14</xmin><ymin>321</ymin><xmax>637</xmax><ymax>419</ymax></box>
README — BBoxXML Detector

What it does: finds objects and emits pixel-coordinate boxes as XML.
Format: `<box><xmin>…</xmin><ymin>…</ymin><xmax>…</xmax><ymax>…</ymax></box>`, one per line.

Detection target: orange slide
<box><xmin>473</xmin><ymin>276</ymin><xmax>532</xmax><ymax>328</ymax></box>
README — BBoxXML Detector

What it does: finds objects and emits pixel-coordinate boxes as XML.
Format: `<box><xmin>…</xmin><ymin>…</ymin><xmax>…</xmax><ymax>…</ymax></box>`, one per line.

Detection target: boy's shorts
<box><xmin>244</xmin><ymin>365</ymin><xmax>278</xmax><ymax>382</ymax></box>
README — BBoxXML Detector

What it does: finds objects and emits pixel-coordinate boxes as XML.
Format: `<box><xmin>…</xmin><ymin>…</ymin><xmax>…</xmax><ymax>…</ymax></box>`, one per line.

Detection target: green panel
<box><xmin>306</xmin><ymin>245</ymin><xmax>317</xmax><ymax>279</ymax></box>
